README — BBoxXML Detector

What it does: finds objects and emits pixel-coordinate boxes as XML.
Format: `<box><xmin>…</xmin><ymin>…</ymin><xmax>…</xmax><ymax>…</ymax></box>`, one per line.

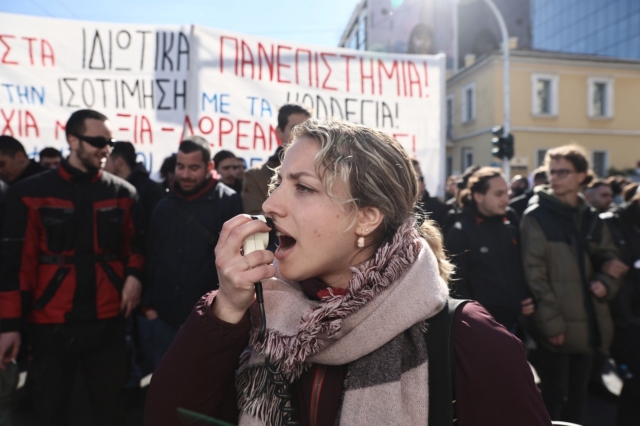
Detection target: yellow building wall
<box><xmin>449</xmin><ymin>63</ymin><xmax>496</xmax><ymax>136</ymax></box>
<box><xmin>448</xmin><ymin>55</ymin><xmax>640</xmax><ymax>175</ymax></box>
<box><xmin>447</xmin><ymin>61</ymin><xmax>499</xmax><ymax>174</ymax></box>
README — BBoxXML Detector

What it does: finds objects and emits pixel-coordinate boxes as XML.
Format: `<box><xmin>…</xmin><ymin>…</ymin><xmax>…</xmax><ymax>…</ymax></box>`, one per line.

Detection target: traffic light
<box><xmin>491</xmin><ymin>126</ymin><xmax>514</xmax><ymax>160</ymax></box>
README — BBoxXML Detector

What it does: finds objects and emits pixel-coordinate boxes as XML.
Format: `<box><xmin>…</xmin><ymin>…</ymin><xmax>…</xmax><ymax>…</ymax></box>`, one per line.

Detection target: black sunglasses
<box><xmin>71</xmin><ymin>133</ymin><xmax>115</xmax><ymax>149</ymax></box>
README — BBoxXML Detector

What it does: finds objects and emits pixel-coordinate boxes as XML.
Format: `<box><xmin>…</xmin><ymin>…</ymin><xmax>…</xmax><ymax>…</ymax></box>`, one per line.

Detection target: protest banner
<box><xmin>0</xmin><ymin>12</ymin><xmax>445</xmax><ymax>194</ymax></box>
<box><xmin>189</xmin><ymin>26</ymin><xmax>446</xmax><ymax>194</ymax></box>
<box><xmin>0</xmin><ymin>12</ymin><xmax>190</xmax><ymax>171</ymax></box>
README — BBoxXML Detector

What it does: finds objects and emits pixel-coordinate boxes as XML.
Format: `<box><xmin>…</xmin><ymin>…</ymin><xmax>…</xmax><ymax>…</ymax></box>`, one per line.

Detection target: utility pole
<box><xmin>483</xmin><ymin>0</ymin><xmax>511</xmax><ymax>181</ymax></box>
<box><xmin>455</xmin><ymin>0</ymin><xmax>511</xmax><ymax>179</ymax></box>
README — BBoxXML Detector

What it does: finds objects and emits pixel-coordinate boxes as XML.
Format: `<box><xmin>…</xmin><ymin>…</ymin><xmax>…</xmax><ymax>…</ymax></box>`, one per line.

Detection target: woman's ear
<box><xmin>356</xmin><ymin>206</ymin><xmax>384</xmax><ymax>236</ymax></box>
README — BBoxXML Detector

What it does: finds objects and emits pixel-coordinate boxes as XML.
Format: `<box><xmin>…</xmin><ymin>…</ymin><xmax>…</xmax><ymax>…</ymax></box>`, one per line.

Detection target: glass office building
<box><xmin>340</xmin><ymin>0</ymin><xmax>640</xmax><ymax>66</ymax></box>
<box><xmin>532</xmin><ymin>0</ymin><xmax>640</xmax><ymax>59</ymax></box>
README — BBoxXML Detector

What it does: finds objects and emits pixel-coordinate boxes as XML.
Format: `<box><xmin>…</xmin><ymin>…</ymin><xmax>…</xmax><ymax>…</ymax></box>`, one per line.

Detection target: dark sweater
<box><xmin>417</xmin><ymin>190</ymin><xmax>448</xmax><ymax>229</ymax></box>
<box><xmin>144</xmin><ymin>292</ymin><xmax>551</xmax><ymax>426</ymax></box>
<box><xmin>126</xmin><ymin>162</ymin><xmax>166</xmax><ymax>227</ymax></box>
<box><xmin>446</xmin><ymin>206</ymin><xmax>530</xmax><ymax>329</ymax></box>
<box><xmin>143</xmin><ymin>179</ymin><xmax>242</xmax><ymax>329</ymax></box>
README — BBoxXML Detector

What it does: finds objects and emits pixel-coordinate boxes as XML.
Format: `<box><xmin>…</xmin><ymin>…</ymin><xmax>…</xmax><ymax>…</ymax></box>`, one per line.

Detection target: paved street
<box><xmin>11</xmin><ymin>372</ymin><xmax>145</xmax><ymax>426</ymax></box>
<box><xmin>8</xmin><ymin>376</ymin><xmax>620</xmax><ymax>426</ymax></box>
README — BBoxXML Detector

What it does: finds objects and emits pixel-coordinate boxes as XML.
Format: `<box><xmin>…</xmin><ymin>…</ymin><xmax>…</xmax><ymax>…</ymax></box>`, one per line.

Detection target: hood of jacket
<box><xmin>530</xmin><ymin>185</ymin><xmax>591</xmax><ymax>220</ymax></box>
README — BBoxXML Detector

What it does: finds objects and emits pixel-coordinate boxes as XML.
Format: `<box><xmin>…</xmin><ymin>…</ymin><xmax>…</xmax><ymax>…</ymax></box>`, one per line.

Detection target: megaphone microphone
<box><xmin>243</xmin><ymin>215</ymin><xmax>276</xmax><ymax>343</ymax></box>
<box><xmin>244</xmin><ymin>215</ymin><xmax>300</xmax><ymax>425</ymax></box>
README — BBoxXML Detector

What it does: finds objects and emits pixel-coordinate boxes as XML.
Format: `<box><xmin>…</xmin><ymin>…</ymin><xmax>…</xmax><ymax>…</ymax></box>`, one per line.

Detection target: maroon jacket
<box><xmin>145</xmin><ymin>292</ymin><xmax>551</xmax><ymax>426</ymax></box>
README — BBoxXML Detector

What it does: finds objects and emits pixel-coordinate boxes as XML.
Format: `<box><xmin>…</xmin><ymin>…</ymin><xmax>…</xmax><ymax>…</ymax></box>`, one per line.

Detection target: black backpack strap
<box><xmin>171</xmin><ymin>198</ymin><xmax>219</xmax><ymax>246</ymax></box>
<box><xmin>425</xmin><ymin>297</ymin><xmax>471</xmax><ymax>425</ymax></box>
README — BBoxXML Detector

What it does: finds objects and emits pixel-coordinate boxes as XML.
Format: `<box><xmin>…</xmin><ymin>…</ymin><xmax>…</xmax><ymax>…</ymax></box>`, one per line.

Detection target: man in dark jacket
<box><xmin>601</xmin><ymin>189</ymin><xmax>640</xmax><ymax>426</ymax></box>
<box><xmin>446</xmin><ymin>167</ymin><xmax>534</xmax><ymax>333</ymax></box>
<box><xmin>38</xmin><ymin>147</ymin><xmax>62</xmax><ymax>170</ymax></box>
<box><xmin>0</xmin><ymin>109</ymin><xmax>144</xmax><ymax>425</ymax></box>
<box><xmin>521</xmin><ymin>145</ymin><xmax>622</xmax><ymax>424</ymax></box>
<box><xmin>442</xmin><ymin>165</ymin><xmax>480</xmax><ymax>234</ymax></box>
<box><xmin>0</xmin><ymin>136</ymin><xmax>46</xmax><ymax>193</ymax></box>
<box><xmin>412</xmin><ymin>159</ymin><xmax>447</xmax><ymax>228</ymax></box>
<box><xmin>584</xmin><ymin>180</ymin><xmax>614</xmax><ymax>213</ymax></box>
<box><xmin>104</xmin><ymin>141</ymin><xmax>166</xmax><ymax>387</ymax></box>
<box><xmin>213</xmin><ymin>150</ymin><xmax>243</xmax><ymax>194</ymax></box>
<box><xmin>105</xmin><ymin>141</ymin><xmax>165</xmax><ymax>226</ymax></box>
<box><xmin>510</xmin><ymin>174</ymin><xmax>529</xmax><ymax>199</ymax></box>
<box><xmin>0</xmin><ymin>134</ymin><xmax>47</xmax><ymax>422</ymax></box>
<box><xmin>141</xmin><ymin>136</ymin><xmax>242</xmax><ymax>369</ymax></box>
<box><xmin>509</xmin><ymin>166</ymin><xmax>548</xmax><ymax>217</ymax></box>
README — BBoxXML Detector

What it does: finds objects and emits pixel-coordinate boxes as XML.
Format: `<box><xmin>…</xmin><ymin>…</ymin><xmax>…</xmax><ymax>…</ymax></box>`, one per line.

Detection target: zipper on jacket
<box><xmin>309</xmin><ymin>365</ymin><xmax>328</xmax><ymax>426</ymax></box>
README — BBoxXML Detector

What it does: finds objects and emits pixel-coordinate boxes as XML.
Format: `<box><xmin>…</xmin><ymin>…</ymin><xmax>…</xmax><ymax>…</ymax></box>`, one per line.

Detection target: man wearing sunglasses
<box><xmin>520</xmin><ymin>144</ymin><xmax>625</xmax><ymax>424</ymax></box>
<box><xmin>0</xmin><ymin>109</ymin><xmax>144</xmax><ymax>425</ymax></box>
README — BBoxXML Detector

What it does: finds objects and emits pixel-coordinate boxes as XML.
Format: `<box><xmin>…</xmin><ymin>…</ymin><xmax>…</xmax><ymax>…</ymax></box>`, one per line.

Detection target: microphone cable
<box><xmin>249</xmin><ymin>216</ymin><xmax>300</xmax><ymax>425</ymax></box>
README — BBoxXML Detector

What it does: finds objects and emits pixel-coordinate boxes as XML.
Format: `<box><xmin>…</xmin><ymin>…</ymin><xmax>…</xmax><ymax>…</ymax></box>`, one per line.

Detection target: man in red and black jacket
<box><xmin>0</xmin><ymin>109</ymin><xmax>144</xmax><ymax>425</ymax></box>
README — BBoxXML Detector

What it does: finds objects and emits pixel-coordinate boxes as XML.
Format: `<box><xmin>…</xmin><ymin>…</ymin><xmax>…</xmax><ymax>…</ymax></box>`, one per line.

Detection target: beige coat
<box><xmin>241</xmin><ymin>159</ymin><xmax>278</xmax><ymax>215</ymax></box>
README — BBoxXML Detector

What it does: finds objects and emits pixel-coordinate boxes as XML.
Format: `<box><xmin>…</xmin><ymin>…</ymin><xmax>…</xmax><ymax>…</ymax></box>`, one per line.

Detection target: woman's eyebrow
<box><xmin>287</xmin><ymin>171</ymin><xmax>316</xmax><ymax>180</ymax></box>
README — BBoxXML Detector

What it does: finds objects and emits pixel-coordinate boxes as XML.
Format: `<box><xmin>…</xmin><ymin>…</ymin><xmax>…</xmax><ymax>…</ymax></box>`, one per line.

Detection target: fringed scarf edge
<box><xmin>237</xmin><ymin>218</ymin><xmax>424</xmax><ymax>424</ymax></box>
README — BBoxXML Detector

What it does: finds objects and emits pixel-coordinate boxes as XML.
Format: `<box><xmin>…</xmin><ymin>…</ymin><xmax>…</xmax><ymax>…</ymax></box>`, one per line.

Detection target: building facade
<box><xmin>447</xmin><ymin>50</ymin><xmax>640</xmax><ymax>177</ymax></box>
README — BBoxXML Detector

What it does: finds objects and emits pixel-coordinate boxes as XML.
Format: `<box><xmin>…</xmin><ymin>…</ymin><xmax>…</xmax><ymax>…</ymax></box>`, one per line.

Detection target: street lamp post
<box><xmin>454</xmin><ymin>0</ymin><xmax>511</xmax><ymax>180</ymax></box>
<box><xmin>482</xmin><ymin>0</ymin><xmax>511</xmax><ymax>181</ymax></box>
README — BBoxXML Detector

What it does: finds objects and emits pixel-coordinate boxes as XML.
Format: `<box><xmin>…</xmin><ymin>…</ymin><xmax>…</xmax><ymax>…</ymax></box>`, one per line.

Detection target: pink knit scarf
<box><xmin>236</xmin><ymin>219</ymin><xmax>449</xmax><ymax>425</ymax></box>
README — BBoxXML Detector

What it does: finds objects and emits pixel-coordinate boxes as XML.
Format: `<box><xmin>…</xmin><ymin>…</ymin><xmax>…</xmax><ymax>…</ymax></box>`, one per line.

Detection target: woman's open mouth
<box><xmin>276</xmin><ymin>231</ymin><xmax>297</xmax><ymax>252</ymax></box>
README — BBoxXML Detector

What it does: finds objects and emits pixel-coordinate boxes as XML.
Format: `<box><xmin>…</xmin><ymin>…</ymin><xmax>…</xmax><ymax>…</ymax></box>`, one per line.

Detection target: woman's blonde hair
<box><xmin>271</xmin><ymin>118</ymin><xmax>453</xmax><ymax>283</ymax></box>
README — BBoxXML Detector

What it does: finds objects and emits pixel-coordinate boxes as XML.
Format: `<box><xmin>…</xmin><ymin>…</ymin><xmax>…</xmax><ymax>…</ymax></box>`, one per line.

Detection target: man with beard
<box><xmin>140</xmin><ymin>136</ymin><xmax>242</xmax><ymax>370</ymax></box>
<box><xmin>0</xmin><ymin>109</ymin><xmax>144</xmax><ymax>425</ymax></box>
<box><xmin>213</xmin><ymin>150</ymin><xmax>242</xmax><ymax>193</ymax></box>
<box><xmin>584</xmin><ymin>180</ymin><xmax>614</xmax><ymax>213</ymax></box>
<box><xmin>510</xmin><ymin>175</ymin><xmax>529</xmax><ymax>199</ymax></box>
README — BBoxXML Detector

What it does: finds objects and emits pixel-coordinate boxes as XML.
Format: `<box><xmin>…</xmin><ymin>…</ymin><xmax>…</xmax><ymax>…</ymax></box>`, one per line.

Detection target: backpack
<box><xmin>425</xmin><ymin>297</ymin><xmax>470</xmax><ymax>426</ymax></box>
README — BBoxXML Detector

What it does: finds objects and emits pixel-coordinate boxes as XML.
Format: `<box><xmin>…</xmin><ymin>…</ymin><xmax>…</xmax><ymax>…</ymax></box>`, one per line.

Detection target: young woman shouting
<box><xmin>144</xmin><ymin>119</ymin><xmax>551</xmax><ymax>426</ymax></box>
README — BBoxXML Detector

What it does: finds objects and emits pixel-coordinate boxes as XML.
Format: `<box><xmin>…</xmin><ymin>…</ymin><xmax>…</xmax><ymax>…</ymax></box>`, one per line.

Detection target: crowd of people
<box><xmin>428</xmin><ymin>149</ymin><xmax>639</xmax><ymax>426</ymax></box>
<box><xmin>0</xmin><ymin>104</ymin><xmax>636</xmax><ymax>426</ymax></box>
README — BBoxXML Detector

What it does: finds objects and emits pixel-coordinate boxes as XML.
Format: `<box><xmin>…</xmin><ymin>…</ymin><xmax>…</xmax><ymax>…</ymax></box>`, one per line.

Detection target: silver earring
<box><xmin>357</xmin><ymin>236</ymin><xmax>365</xmax><ymax>248</ymax></box>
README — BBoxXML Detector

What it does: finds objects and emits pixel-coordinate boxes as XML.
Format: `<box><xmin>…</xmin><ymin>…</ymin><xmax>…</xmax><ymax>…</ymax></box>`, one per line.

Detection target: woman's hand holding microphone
<box><xmin>212</xmin><ymin>215</ymin><xmax>276</xmax><ymax>324</ymax></box>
